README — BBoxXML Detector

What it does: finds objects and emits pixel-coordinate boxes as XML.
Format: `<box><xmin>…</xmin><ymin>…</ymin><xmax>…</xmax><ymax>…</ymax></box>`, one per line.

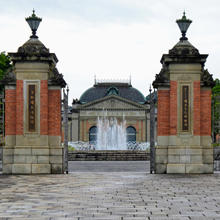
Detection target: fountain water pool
<box><xmin>68</xmin><ymin>141</ymin><xmax>150</xmax><ymax>151</ymax></box>
<box><xmin>96</xmin><ymin>116</ymin><xmax>127</xmax><ymax>150</ymax></box>
<box><xmin>68</xmin><ymin>113</ymin><xmax>150</xmax><ymax>151</ymax></box>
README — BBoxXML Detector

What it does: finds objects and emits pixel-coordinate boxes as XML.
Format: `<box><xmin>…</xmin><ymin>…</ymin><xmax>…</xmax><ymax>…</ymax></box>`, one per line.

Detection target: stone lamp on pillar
<box><xmin>153</xmin><ymin>12</ymin><xmax>214</xmax><ymax>174</ymax></box>
<box><xmin>176</xmin><ymin>12</ymin><xmax>192</xmax><ymax>41</ymax></box>
<box><xmin>1</xmin><ymin>11</ymin><xmax>66</xmax><ymax>174</ymax></box>
<box><xmin>25</xmin><ymin>9</ymin><xmax>42</xmax><ymax>39</ymax></box>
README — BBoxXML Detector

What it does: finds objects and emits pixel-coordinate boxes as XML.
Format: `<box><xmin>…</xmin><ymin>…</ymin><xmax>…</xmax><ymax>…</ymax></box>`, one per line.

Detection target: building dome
<box><xmin>79</xmin><ymin>81</ymin><xmax>146</xmax><ymax>104</ymax></box>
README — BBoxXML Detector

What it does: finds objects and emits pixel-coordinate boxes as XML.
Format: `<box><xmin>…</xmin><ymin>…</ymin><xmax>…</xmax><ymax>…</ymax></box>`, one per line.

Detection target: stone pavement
<box><xmin>0</xmin><ymin>169</ymin><xmax>220</xmax><ymax>219</ymax></box>
<box><xmin>68</xmin><ymin>161</ymin><xmax>149</xmax><ymax>172</ymax></box>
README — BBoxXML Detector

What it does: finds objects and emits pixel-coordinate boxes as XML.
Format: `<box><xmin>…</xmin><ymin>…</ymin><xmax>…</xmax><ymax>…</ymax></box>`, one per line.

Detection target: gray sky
<box><xmin>1</xmin><ymin>0</ymin><xmax>220</xmax><ymax>103</ymax></box>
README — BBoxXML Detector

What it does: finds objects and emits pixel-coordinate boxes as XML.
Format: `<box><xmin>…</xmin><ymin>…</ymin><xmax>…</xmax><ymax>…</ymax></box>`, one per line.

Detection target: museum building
<box><xmin>67</xmin><ymin>79</ymin><xmax>156</xmax><ymax>144</ymax></box>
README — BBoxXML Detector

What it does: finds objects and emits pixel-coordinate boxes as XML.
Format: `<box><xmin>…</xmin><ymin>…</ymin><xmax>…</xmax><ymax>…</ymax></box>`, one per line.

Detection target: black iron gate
<box><xmin>149</xmin><ymin>86</ymin><xmax>156</xmax><ymax>174</ymax></box>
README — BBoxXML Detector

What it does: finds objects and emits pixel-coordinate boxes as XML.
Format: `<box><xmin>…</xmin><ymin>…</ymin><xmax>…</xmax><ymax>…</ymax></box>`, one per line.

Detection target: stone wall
<box><xmin>5</xmin><ymin>89</ymin><xmax>16</xmax><ymax>135</ymax></box>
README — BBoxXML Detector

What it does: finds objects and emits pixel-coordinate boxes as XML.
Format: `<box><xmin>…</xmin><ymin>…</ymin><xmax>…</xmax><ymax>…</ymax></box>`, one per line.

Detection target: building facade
<box><xmin>67</xmin><ymin>80</ymin><xmax>156</xmax><ymax>144</ymax></box>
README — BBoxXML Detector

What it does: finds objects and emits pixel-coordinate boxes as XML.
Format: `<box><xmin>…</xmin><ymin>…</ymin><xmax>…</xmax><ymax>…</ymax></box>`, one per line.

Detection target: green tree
<box><xmin>0</xmin><ymin>52</ymin><xmax>11</xmax><ymax>76</ymax></box>
<box><xmin>0</xmin><ymin>52</ymin><xmax>11</xmax><ymax>90</ymax></box>
<box><xmin>0</xmin><ymin>52</ymin><xmax>11</xmax><ymax>137</ymax></box>
<box><xmin>212</xmin><ymin>78</ymin><xmax>220</xmax><ymax>142</ymax></box>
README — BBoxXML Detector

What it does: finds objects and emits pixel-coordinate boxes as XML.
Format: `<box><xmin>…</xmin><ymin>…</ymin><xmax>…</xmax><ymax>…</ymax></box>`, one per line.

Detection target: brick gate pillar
<box><xmin>1</xmin><ymin>11</ymin><xmax>66</xmax><ymax>174</ymax></box>
<box><xmin>153</xmin><ymin>13</ymin><xmax>215</xmax><ymax>174</ymax></box>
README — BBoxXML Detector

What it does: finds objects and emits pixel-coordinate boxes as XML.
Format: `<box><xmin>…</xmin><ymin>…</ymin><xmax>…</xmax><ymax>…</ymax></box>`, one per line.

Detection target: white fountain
<box><xmin>68</xmin><ymin>112</ymin><xmax>150</xmax><ymax>151</ymax></box>
<box><xmin>96</xmin><ymin>115</ymin><xmax>127</xmax><ymax>150</ymax></box>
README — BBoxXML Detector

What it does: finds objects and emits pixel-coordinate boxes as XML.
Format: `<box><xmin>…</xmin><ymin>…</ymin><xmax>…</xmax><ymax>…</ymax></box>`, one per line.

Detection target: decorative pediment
<box><xmin>79</xmin><ymin>95</ymin><xmax>147</xmax><ymax>110</ymax></box>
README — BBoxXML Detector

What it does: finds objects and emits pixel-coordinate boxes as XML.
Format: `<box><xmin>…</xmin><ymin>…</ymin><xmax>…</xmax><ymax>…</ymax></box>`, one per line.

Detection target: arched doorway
<box><xmin>126</xmin><ymin>126</ymin><xmax>136</xmax><ymax>142</ymax></box>
<box><xmin>89</xmin><ymin>126</ymin><xmax>97</xmax><ymax>144</ymax></box>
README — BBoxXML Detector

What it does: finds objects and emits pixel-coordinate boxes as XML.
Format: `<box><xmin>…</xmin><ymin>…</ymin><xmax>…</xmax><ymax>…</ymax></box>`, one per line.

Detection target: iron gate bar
<box><xmin>149</xmin><ymin>86</ymin><xmax>155</xmax><ymax>174</ymax></box>
<box><xmin>63</xmin><ymin>87</ymin><xmax>69</xmax><ymax>174</ymax></box>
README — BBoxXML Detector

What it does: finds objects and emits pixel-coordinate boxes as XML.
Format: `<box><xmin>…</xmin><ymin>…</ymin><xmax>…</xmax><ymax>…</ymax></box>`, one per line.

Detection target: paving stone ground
<box><xmin>68</xmin><ymin>161</ymin><xmax>149</xmax><ymax>172</ymax></box>
<box><xmin>0</xmin><ymin>161</ymin><xmax>220</xmax><ymax>219</ymax></box>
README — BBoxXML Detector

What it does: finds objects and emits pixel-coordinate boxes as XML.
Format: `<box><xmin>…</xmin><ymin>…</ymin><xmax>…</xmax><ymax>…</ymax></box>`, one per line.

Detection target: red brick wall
<box><xmin>40</xmin><ymin>80</ymin><xmax>48</xmax><ymax>135</ymax></box>
<box><xmin>81</xmin><ymin>120</ymin><xmax>84</xmax><ymax>140</ymax></box>
<box><xmin>193</xmin><ymin>81</ymin><xmax>201</xmax><ymax>135</ymax></box>
<box><xmin>135</xmin><ymin>121</ymin><xmax>139</xmax><ymax>133</ymax></box>
<box><xmin>157</xmin><ymin>89</ymin><xmax>170</xmax><ymax>136</ymax></box>
<box><xmin>141</xmin><ymin>120</ymin><xmax>143</xmax><ymax>141</ymax></box>
<box><xmin>157</xmin><ymin>81</ymin><xmax>211</xmax><ymax>137</ymax></box>
<box><xmin>48</xmin><ymin>89</ymin><xmax>61</xmax><ymax>136</ymax></box>
<box><xmin>5</xmin><ymin>89</ymin><xmax>16</xmax><ymax>135</ymax></box>
<box><xmin>200</xmin><ymin>89</ymin><xmax>211</xmax><ymax>136</ymax></box>
<box><xmin>16</xmin><ymin>80</ymin><xmax>23</xmax><ymax>135</ymax></box>
<box><xmin>170</xmin><ymin>81</ymin><xmax>177</xmax><ymax>135</ymax></box>
<box><xmin>86</xmin><ymin>120</ymin><xmax>89</xmax><ymax>133</ymax></box>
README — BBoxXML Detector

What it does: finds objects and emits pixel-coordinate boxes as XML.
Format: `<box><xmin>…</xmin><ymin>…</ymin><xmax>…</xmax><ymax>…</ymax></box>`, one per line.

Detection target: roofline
<box><xmin>78</xmin><ymin>94</ymin><xmax>148</xmax><ymax>110</ymax></box>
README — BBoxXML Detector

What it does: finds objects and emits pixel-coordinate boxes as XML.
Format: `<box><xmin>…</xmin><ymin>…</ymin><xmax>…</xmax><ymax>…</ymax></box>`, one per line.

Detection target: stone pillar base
<box><xmin>2</xmin><ymin>146</ymin><xmax>63</xmax><ymax>174</ymax></box>
<box><xmin>167</xmin><ymin>163</ymin><xmax>213</xmax><ymax>174</ymax></box>
<box><xmin>155</xmin><ymin>145</ymin><xmax>214</xmax><ymax>174</ymax></box>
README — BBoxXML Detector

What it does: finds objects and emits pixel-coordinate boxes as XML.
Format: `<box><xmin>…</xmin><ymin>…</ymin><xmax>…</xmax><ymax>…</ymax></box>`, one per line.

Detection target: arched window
<box><xmin>89</xmin><ymin>126</ymin><xmax>97</xmax><ymax>144</ymax></box>
<box><xmin>126</xmin><ymin>126</ymin><xmax>136</xmax><ymax>142</ymax></box>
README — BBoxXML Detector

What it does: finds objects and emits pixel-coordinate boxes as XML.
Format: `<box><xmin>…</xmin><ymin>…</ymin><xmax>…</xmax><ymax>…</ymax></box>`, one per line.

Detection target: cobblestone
<box><xmin>0</xmin><ymin>169</ymin><xmax>219</xmax><ymax>219</ymax></box>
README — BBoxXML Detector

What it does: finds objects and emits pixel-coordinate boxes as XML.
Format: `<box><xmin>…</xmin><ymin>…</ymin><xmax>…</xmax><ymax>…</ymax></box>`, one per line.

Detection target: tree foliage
<box><xmin>212</xmin><ymin>78</ymin><xmax>220</xmax><ymax>140</ymax></box>
<box><xmin>0</xmin><ymin>52</ymin><xmax>11</xmax><ymax>91</ymax></box>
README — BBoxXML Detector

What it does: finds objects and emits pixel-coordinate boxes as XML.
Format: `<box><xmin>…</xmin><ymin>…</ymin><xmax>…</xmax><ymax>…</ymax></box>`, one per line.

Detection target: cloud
<box><xmin>0</xmin><ymin>0</ymin><xmax>220</xmax><ymax>103</ymax></box>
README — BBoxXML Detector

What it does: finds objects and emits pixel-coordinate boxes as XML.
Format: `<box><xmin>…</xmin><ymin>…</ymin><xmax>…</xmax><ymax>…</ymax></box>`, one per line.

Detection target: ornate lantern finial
<box><xmin>25</xmin><ymin>9</ymin><xmax>42</xmax><ymax>39</ymax></box>
<box><xmin>176</xmin><ymin>11</ymin><xmax>192</xmax><ymax>41</ymax></box>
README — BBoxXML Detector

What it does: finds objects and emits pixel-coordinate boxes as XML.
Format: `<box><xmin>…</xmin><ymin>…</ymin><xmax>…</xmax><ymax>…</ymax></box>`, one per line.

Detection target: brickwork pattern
<box><xmin>141</xmin><ymin>120</ymin><xmax>143</xmax><ymax>141</ymax></box>
<box><xmin>201</xmin><ymin>89</ymin><xmax>212</xmax><ymax>136</ymax></box>
<box><xmin>5</xmin><ymin>89</ymin><xmax>16</xmax><ymax>135</ymax></box>
<box><xmin>193</xmin><ymin>81</ymin><xmax>201</xmax><ymax>135</ymax></box>
<box><xmin>16</xmin><ymin>80</ymin><xmax>23</xmax><ymax>135</ymax></box>
<box><xmin>81</xmin><ymin>120</ymin><xmax>84</xmax><ymax>141</ymax></box>
<box><xmin>157</xmin><ymin>89</ymin><xmax>170</xmax><ymax>136</ymax></box>
<box><xmin>40</xmin><ymin>80</ymin><xmax>48</xmax><ymax>135</ymax></box>
<box><xmin>48</xmin><ymin>90</ymin><xmax>61</xmax><ymax>136</ymax></box>
<box><xmin>135</xmin><ymin>120</ymin><xmax>139</xmax><ymax>133</ymax></box>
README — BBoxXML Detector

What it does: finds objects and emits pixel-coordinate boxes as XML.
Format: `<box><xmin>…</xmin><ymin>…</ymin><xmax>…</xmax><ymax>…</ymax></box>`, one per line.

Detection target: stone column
<box><xmin>1</xmin><ymin>12</ymin><xmax>66</xmax><ymax>174</ymax></box>
<box><xmin>153</xmin><ymin>14</ymin><xmax>215</xmax><ymax>174</ymax></box>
